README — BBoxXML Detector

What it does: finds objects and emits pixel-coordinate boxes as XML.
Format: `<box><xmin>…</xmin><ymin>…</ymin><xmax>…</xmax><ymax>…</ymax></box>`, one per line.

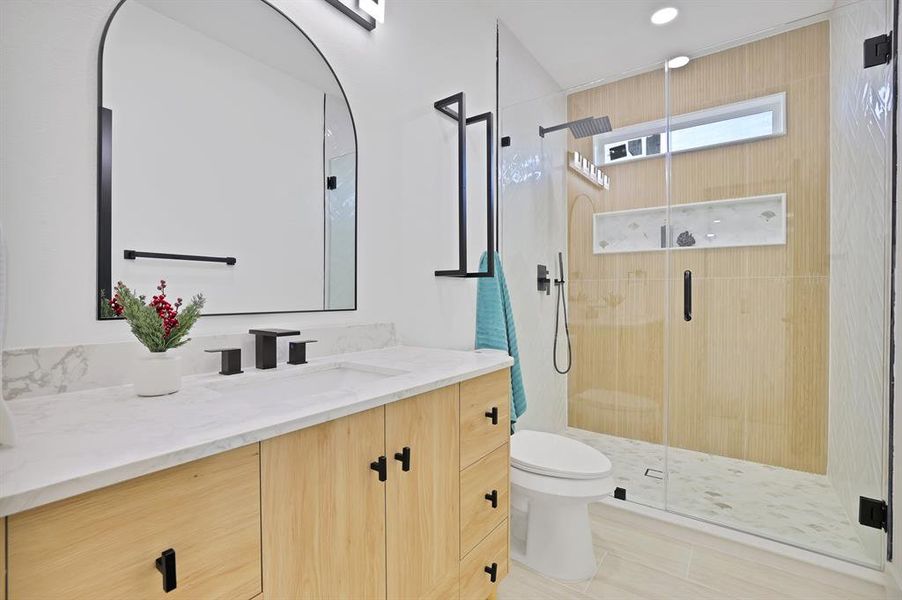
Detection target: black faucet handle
<box><xmin>204</xmin><ymin>348</ymin><xmax>243</xmax><ymax>376</ymax></box>
<box><xmin>247</xmin><ymin>328</ymin><xmax>301</xmax><ymax>337</ymax></box>
<box><xmin>288</xmin><ymin>340</ymin><xmax>318</xmax><ymax>365</ymax></box>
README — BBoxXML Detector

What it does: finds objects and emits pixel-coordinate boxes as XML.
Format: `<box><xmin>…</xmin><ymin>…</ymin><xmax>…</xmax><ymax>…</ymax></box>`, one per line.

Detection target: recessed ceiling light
<box><xmin>667</xmin><ymin>55</ymin><xmax>690</xmax><ymax>69</ymax></box>
<box><xmin>651</xmin><ymin>7</ymin><xmax>679</xmax><ymax>25</ymax></box>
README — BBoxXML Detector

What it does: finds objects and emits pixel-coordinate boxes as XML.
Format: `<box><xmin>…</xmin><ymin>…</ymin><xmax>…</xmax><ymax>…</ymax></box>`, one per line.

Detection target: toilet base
<box><xmin>511</xmin><ymin>493</ymin><xmax>599</xmax><ymax>582</ymax></box>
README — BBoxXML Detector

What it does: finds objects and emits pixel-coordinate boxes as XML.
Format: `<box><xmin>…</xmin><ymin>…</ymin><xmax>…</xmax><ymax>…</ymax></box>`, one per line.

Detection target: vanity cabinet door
<box><xmin>7</xmin><ymin>445</ymin><xmax>261</xmax><ymax>600</ymax></box>
<box><xmin>385</xmin><ymin>385</ymin><xmax>460</xmax><ymax>599</ymax></box>
<box><xmin>460</xmin><ymin>443</ymin><xmax>510</xmax><ymax>557</ymax></box>
<box><xmin>460</xmin><ymin>370</ymin><xmax>511</xmax><ymax>469</ymax></box>
<box><xmin>261</xmin><ymin>406</ymin><xmax>387</xmax><ymax>600</ymax></box>
<box><xmin>460</xmin><ymin>519</ymin><xmax>509</xmax><ymax>600</ymax></box>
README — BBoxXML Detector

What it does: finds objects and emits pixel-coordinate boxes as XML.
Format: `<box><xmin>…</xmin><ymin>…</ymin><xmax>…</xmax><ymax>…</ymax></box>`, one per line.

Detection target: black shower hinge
<box><xmin>864</xmin><ymin>32</ymin><xmax>892</xmax><ymax>69</ymax></box>
<box><xmin>501</xmin><ymin>136</ymin><xmax>511</xmax><ymax>147</ymax></box>
<box><xmin>614</xmin><ymin>487</ymin><xmax>626</xmax><ymax>501</ymax></box>
<box><xmin>859</xmin><ymin>496</ymin><xmax>888</xmax><ymax>530</ymax></box>
<box><xmin>326</xmin><ymin>175</ymin><xmax>337</xmax><ymax>190</ymax></box>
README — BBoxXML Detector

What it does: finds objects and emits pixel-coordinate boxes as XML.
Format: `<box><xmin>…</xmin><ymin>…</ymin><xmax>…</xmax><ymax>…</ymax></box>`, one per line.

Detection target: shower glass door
<box><xmin>663</xmin><ymin>1</ymin><xmax>893</xmax><ymax>568</ymax></box>
<box><xmin>563</xmin><ymin>61</ymin><xmax>670</xmax><ymax>512</ymax></box>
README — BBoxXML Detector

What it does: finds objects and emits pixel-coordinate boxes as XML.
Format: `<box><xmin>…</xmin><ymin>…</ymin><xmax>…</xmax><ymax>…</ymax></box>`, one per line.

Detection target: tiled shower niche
<box><xmin>592</xmin><ymin>193</ymin><xmax>786</xmax><ymax>254</ymax></box>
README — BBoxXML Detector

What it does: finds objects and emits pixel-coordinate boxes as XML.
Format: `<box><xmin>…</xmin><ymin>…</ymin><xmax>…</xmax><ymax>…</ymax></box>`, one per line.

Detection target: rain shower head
<box><xmin>539</xmin><ymin>116</ymin><xmax>612</xmax><ymax>139</ymax></box>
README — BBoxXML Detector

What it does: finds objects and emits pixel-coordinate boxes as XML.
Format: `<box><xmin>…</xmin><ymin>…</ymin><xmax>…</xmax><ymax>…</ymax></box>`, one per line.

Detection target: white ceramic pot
<box><xmin>133</xmin><ymin>353</ymin><xmax>181</xmax><ymax>397</ymax></box>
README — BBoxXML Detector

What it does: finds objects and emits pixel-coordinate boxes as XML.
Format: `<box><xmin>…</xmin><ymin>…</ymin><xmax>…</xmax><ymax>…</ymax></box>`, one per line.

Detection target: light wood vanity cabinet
<box><xmin>3</xmin><ymin>368</ymin><xmax>510</xmax><ymax>600</ymax></box>
<box><xmin>6</xmin><ymin>445</ymin><xmax>262</xmax><ymax>600</ymax></box>
<box><xmin>261</xmin><ymin>405</ymin><xmax>388</xmax><ymax>599</ymax></box>
<box><xmin>460</xmin><ymin>443</ymin><xmax>509</xmax><ymax>557</ymax></box>
<box><xmin>262</xmin><ymin>370</ymin><xmax>509</xmax><ymax>600</ymax></box>
<box><xmin>385</xmin><ymin>385</ymin><xmax>461</xmax><ymax>599</ymax></box>
<box><xmin>460</xmin><ymin>372</ymin><xmax>511</xmax><ymax>469</ymax></box>
<box><xmin>458</xmin><ymin>369</ymin><xmax>511</xmax><ymax>599</ymax></box>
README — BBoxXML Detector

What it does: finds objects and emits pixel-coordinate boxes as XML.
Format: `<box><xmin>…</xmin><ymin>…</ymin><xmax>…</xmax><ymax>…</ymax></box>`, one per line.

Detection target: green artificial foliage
<box><xmin>98</xmin><ymin>289</ymin><xmax>118</xmax><ymax>319</ymax></box>
<box><xmin>111</xmin><ymin>281</ymin><xmax>205</xmax><ymax>352</ymax></box>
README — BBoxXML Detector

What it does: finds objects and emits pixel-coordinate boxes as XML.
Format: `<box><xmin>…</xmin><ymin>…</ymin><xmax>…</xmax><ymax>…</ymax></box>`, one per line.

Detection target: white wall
<box><xmin>497</xmin><ymin>23</ymin><xmax>568</xmax><ymax>432</ymax></box>
<box><xmin>0</xmin><ymin>0</ymin><xmax>497</xmax><ymax>350</ymax></box>
<box><xmin>106</xmin><ymin>1</ymin><xmax>327</xmax><ymax>313</ymax></box>
<box><xmin>827</xmin><ymin>0</ymin><xmax>893</xmax><ymax>566</ymax></box>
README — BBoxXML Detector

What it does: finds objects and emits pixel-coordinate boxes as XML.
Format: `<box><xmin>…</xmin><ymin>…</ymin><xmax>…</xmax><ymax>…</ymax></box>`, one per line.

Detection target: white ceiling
<box><xmin>485</xmin><ymin>0</ymin><xmax>839</xmax><ymax>90</ymax></box>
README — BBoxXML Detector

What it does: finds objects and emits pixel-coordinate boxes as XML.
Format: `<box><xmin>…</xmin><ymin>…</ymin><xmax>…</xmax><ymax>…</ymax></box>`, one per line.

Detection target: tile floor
<box><xmin>499</xmin><ymin>501</ymin><xmax>888</xmax><ymax>600</ymax></box>
<box><xmin>564</xmin><ymin>427</ymin><xmax>874</xmax><ymax>565</ymax></box>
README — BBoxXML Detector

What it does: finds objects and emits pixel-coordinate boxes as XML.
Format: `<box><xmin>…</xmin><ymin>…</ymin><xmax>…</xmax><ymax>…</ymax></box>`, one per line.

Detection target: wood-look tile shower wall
<box><xmin>566</xmin><ymin>23</ymin><xmax>828</xmax><ymax>473</ymax></box>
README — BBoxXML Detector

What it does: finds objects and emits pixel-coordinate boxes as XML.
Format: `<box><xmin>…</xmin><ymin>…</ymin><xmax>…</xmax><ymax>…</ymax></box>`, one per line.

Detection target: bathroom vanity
<box><xmin>0</xmin><ymin>346</ymin><xmax>512</xmax><ymax>599</ymax></box>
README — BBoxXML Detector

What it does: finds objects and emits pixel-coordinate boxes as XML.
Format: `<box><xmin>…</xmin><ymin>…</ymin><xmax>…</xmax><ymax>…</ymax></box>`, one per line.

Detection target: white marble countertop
<box><xmin>0</xmin><ymin>345</ymin><xmax>512</xmax><ymax>516</ymax></box>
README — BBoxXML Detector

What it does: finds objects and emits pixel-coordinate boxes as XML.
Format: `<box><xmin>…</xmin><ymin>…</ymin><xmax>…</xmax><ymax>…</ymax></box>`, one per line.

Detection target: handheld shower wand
<box><xmin>553</xmin><ymin>252</ymin><xmax>571</xmax><ymax>375</ymax></box>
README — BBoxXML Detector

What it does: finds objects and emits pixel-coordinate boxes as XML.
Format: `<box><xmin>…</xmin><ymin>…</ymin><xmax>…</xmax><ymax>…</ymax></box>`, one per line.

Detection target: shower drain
<box><xmin>644</xmin><ymin>468</ymin><xmax>664</xmax><ymax>480</ymax></box>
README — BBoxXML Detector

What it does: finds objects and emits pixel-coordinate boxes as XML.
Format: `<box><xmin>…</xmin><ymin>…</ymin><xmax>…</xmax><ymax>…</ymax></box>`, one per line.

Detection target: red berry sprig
<box><xmin>109</xmin><ymin>281</ymin><xmax>125</xmax><ymax>316</ymax></box>
<box><xmin>150</xmin><ymin>280</ymin><xmax>181</xmax><ymax>338</ymax></box>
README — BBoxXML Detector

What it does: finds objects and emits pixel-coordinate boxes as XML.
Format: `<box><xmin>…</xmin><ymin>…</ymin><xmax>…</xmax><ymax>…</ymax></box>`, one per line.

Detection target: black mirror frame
<box><xmin>96</xmin><ymin>0</ymin><xmax>358</xmax><ymax>320</ymax></box>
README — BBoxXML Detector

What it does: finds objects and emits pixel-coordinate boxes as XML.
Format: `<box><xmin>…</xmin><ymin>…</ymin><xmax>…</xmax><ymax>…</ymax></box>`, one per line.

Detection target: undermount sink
<box><xmin>209</xmin><ymin>362</ymin><xmax>409</xmax><ymax>401</ymax></box>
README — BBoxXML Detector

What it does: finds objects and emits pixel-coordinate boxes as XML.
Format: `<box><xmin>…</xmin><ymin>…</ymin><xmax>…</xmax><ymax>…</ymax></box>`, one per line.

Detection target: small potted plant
<box><xmin>109</xmin><ymin>279</ymin><xmax>205</xmax><ymax>396</ymax></box>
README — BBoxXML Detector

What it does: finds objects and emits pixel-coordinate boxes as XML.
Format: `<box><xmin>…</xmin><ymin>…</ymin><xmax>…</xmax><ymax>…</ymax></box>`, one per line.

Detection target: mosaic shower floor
<box><xmin>564</xmin><ymin>427</ymin><xmax>874</xmax><ymax>566</ymax></box>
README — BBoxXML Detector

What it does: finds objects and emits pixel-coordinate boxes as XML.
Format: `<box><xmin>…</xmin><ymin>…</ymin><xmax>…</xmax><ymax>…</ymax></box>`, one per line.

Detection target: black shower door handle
<box><xmin>683</xmin><ymin>270</ymin><xmax>692</xmax><ymax>322</ymax></box>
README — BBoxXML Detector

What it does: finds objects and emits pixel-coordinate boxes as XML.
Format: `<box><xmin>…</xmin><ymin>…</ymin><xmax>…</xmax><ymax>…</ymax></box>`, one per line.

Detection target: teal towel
<box><xmin>476</xmin><ymin>252</ymin><xmax>526</xmax><ymax>429</ymax></box>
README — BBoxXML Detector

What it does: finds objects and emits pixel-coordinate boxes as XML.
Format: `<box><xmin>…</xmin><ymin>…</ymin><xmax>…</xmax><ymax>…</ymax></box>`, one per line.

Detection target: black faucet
<box><xmin>248</xmin><ymin>329</ymin><xmax>300</xmax><ymax>369</ymax></box>
<box><xmin>288</xmin><ymin>339</ymin><xmax>318</xmax><ymax>365</ymax></box>
<box><xmin>204</xmin><ymin>348</ymin><xmax>243</xmax><ymax>375</ymax></box>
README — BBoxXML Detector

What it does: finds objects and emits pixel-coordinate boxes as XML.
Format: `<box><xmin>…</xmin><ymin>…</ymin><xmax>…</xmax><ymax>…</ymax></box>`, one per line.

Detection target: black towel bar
<box><xmin>123</xmin><ymin>250</ymin><xmax>236</xmax><ymax>265</ymax></box>
<box><xmin>433</xmin><ymin>92</ymin><xmax>495</xmax><ymax>278</ymax></box>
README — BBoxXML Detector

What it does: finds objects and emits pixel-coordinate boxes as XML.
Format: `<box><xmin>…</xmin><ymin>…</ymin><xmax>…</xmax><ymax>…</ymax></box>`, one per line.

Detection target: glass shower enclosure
<box><xmin>499</xmin><ymin>0</ymin><xmax>894</xmax><ymax>568</ymax></box>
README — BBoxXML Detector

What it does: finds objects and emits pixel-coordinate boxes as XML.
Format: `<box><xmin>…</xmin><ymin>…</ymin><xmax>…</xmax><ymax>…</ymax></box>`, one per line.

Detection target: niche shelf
<box><xmin>592</xmin><ymin>193</ymin><xmax>786</xmax><ymax>254</ymax></box>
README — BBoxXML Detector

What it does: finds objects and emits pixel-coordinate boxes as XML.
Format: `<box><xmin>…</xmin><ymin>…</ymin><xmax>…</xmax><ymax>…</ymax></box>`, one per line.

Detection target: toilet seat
<box><xmin>511</xmin><ymin>464</ymin><xmax>615</xmax><ymax>499</ymax></box>
<box><xmin>511</xmin><ymin>430</ymin><xmax>611</xmax><ymax>480</ymax></box>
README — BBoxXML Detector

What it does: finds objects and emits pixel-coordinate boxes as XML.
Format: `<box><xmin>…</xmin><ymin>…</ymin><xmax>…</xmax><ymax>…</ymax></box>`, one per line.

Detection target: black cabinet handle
<box><xmin>683</xmin><ymin>270</ymin><xmax>692</xmax><ymax>322</ymax></box>
<box><xmin>484</xmin><ymin>562</ymin><xmax>498</xmax><ymax>583</ymax></box>
<box><xmin>155</xmin><ymin>548</ymin><xmax>177</xmax><ymax>593</ymax></box>
<box><xmin>394</xmin><ymin>446</ymin><xmax>411</xmax><ymax>472</ymax></box>
<box><xmin>370</xmin><ymin>456</ymin><xmax>387</xmax><ymax>482</ymax></box>
<box><xmin>485</xmin><ymin>489</ymin><xmax>498</xmax><ymax>508</ymax></box>
<box><xmin>485</xmin><ymin>406</ymin><xmax>499</xmax><ymax>425</ymax></box>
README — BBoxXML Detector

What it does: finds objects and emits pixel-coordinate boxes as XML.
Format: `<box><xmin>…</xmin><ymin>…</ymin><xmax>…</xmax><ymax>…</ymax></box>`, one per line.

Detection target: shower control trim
<box><xmin>537</xmin><ymin>264</ymin><xmax>551</xmax><ymax>295</ymax></box>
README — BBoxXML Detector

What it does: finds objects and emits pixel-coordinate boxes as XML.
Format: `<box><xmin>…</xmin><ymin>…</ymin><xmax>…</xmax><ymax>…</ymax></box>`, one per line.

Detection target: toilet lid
<box><xmin>511</xmin><ymin>430</ymin><xmax>612</xmax><ymax>480</ymax></box>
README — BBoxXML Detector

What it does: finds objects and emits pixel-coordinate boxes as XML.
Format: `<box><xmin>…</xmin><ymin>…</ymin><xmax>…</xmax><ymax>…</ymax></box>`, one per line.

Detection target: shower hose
<box><xmin>553</xmin><ymin>268</ymin><xmax>572</xmax><ymax>375</ymax></box>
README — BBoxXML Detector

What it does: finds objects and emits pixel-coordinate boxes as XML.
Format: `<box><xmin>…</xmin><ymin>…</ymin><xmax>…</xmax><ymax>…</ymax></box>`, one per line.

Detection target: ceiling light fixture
<box><xmin>651</xmin><ymin>7</ymin><xmax>679</xmax><ymax>25</ymax></box>
<box><xmin>667</xmin><ymin>55</ymin><xmax>690</xmax><ymax>69</ymax></box>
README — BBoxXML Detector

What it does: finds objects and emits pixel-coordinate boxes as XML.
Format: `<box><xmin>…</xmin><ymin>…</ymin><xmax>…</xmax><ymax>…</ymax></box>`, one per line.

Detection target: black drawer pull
<box><xmin>155</xmin><ymin>548</ymin><xmax>177</xmax><ymax>593</ymax></box>
<box><xmin>370</xmin><ymin>455</ymin><xmax>387</xmax><ymax>482</ymax></box>
<box><xmin>484</xmin><ymin>406</ymin><xmax>499</xmax><ymax>425</ymax></box>
<box><xmin>484</xmin><ymin>562</ymin><xmax>498</xmax><ymax>583</ymax></box>
<box><xmin>485</xmin><ymin>489</ymin><xmax>498</xmax><ymax>508</ymax></box>
<box><xmin>394</xmin><ymin>446</ymin><xmax>411</xmax><ymax>472</ymax></box>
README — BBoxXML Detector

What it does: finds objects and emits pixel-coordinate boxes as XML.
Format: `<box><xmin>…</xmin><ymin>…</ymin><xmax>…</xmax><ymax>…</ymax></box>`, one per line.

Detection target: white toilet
<box><xmin>509</xmin><ymin>430</ymin><xmax>615</xmax><ymax>582</ymax></box>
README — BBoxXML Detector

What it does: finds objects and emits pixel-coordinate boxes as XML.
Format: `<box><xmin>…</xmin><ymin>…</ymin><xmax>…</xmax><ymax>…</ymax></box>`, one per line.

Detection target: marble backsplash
<box><xmin>2</xmin><ymin>322</ymin><xmax>397</xmax><ymax>401</ymax></box>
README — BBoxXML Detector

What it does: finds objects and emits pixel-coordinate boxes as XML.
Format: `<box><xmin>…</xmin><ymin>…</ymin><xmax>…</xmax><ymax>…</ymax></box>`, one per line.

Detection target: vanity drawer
<box><xmin>460</xmin><ymin>369</ymin><xmax>511</xmax><ymax>469</ymax></box>
<box><xmin>7</xmin><ymin>444</ymin><xmax>261</xmax><ymax>600</ymax></box>
<box><xmin>460</xmin><ymin>519</ymin><xmax>509</xmax><ymax>600</ymax></box>
<box><xmin>460</xmin><ymin>443</ymin><xmax>509</xmax><ymax>557</ymax></box>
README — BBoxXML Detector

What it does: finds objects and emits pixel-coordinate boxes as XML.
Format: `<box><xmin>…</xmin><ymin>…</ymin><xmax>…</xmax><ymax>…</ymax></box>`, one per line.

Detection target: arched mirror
<box><xmin>97</xmin><ymin>0</ymin><xmax>357</xmax><ymax>319</ymax></box>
